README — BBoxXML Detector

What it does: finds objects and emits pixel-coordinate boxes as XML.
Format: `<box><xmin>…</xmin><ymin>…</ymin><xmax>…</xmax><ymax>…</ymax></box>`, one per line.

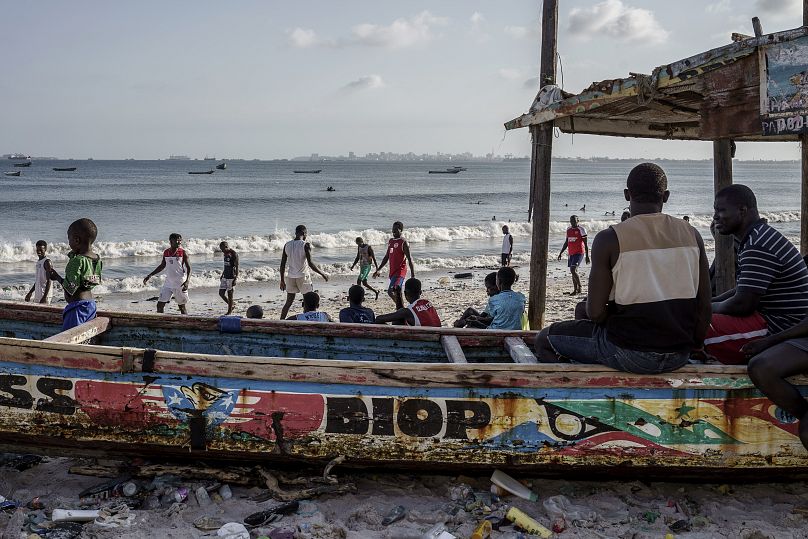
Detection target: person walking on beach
<box><xmin>279</xmin><ymin>225</ymin><xmax>329</xmax><ymax>320</ymax></box>
<box><xmin>350</xmin><ymin>237</ymin><xmax>379</xmax><ymax>300</ymax></box>
<box><xmin>501</xmin><ymin>225</ymin><xmax>513</xmax><ymax>267</ymax></box>
<box><xmin>218</xmin><ymin>241</ymin><xmax>239</xmax><ymax>315</ymax></box>
<box><xmin>535</xmin><ymin>163</ymin><xmax>711</xmax><ymax>374</ymax></box>
<box><xmin>25</xmin><ymin>240</ymin><xmax>53</xmax><ymax>304</ymax></box>
<box><xmin>558</xmin><ymin>215</ymin><xmax>589</xmax><ymax>295</ymax></box>
<box><xmin>707</xmin><ymin>185</ymin><xmax>808</xmax><ymax>364</ymax></box>
<box><xmin>143</xmin><ymin>233</ymin><xmax>191</xmax><ymax>314</ymax></box>
<box><xmin>48</xmin><ymin>219</ymin><xmax>103</xmax><ymax>330</ymax></box>
<box><xmin>375</xmin><ymin>278</ymin><xmax>441</xmax><ymax>327</ymax></box>
<box><xmin>374</xmin><ymin>221</ymin><xmax>415</xmax><ymax>308</ymax></box>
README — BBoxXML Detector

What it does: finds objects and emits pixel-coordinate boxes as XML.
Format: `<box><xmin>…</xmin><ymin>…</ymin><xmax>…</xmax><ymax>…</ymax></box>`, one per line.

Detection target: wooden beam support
<box><xmin>713</xmin><ymin>140</ymin><xmax>736</xmax><ymax>294</ymax></box>
<box><xmin>44</xmin><ymin>317</ymin><xmax>111</xmax><ymax>344</ymax></box>
<box><xmin>440</xmin><ymin>335</ymin><xmax>467</xmax><ymax>363</ymax></box>
<box><xmin>528</xmin><ymin>0</ymin><xmax>558</xmax><ymax>330</ymax></box>
<box><xmin>555</xmin><ymin>117</ymin><xmax>701</xmax><ymax>139</ymax></box>
<box><xmin>504</xmin><ymin>337</ymin><xmax>539</xmax><ymax>364</ymax></box>
<box><xmin>802</xmin><ymin>1</ymin><xmax>808</xmax><ymax>255</ymax></box>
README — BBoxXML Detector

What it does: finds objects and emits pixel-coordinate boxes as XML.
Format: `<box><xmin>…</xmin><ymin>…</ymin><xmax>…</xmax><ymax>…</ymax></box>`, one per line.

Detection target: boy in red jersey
<box><xmin>558</xmin><ymin>215</ymin><xmax>589</xmax><ymax>295</ymax></box>
<box><xmin>374</xmin><ymin>221</ymin><xmax>415</xmax><ymax>308</ymax></box>
<box><xmin>375</xmin><ymin>278</ymin><xmax>440</xmax><ymax>327</ymax></box>
<box><xmin>143</xmin><ymin>233</ymin><xmax>191</xmax><ymax>314</ymax></box>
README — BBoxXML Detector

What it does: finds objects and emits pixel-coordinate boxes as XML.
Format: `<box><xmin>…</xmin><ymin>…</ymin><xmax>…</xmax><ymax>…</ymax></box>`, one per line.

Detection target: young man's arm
<box><xmin>143</xmin><ymin>258</ymin><xmax>166</xmax><ymax>285</ymax></box>
<box><xmin>182</xmin><ymin>252</ymin><xmax>191</xmax><ymax>291</ymax></box>
<box><xmin>351</xmin><ymin>247</ymin><xmax>360</xmax><ymax>270</ymax></box>
<box><xmin>712</xmin><ymin>288</ymin><xmax>736</xmax><ymax>302</ymax></box>
<box><xmin>279</xmin><ymin>250</ymin><xmax>287</xmax><ymax>291</ymax></box>
<box><xmin>368</xmin><ymin>246</ymin><xmax>378</xmax><ymax>270</ymax></box>
<box><xmin>305</xmin><ymin>243</ymin><xmax>329</xmax><ymax>281</ymax></box>
<box><xmin>712</xmin><ymin>247</ymin><xmax>771</xmax><ymax>316</ymax></box>
<box><xmin>374</xmin><ymin>250</ymin><xmax>390</xmax><ymax>278</ymax></box>
<box><xmin>586</xmin><ymin>229</ymin><xmax>618</xmax><ymax>323</ymax></box>
<box><xmin>375</xmin><ymin>307</ymin><xmax>414</xmax><ymax>325</ymax></box>
<box><xmin>24</xmin><ymin>283</ymin><xmax>34</xmax><ymax>302</ymax></box>
<box><xmin>557</xmin><ymin>239</ymin><xmax>569</xmax><ymax>260</ymax></box>
<box><xmin>743</xmin><ymin>313</ymin><xmax>808</xmax><ymax>357</ymax></box>
<box><xmin>508</xmin><ymin>236</ymin><xmax>513</xmax><ymax>256</ymax></box>
<box><xmin>583</xmin><ymin>236</ymin><xmax>590</xmax><ymax>264</ymax></box>
<box><xmin>232</xmin><ymin>251</ymin><xmax>239</xmax><ymax>284</ymax></box>
<box><xmin>403</xmin><ymin>241</ymin><xmax>415</xmax><ymax>278</ymax></box>
<box><xmin>40</xmin><ymin>260</ymin><xmax>52</xmax><ymax>303</ymax></box>
<box><xmin>693</xmin><ymin>233</ymin><xmax>712</xmax><ymax>347</ymax></box>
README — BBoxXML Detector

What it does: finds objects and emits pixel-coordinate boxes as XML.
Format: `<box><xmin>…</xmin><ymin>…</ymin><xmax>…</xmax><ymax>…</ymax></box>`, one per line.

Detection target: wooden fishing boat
<box><xmin>52</xmin><ymin>167</ymin><xmax>77</xmax><ymax>172</ymax></box>
<box><xmin>188</xmin><ymin>170</ymin><xmax>214</xmax><ymax>175</ymax></box>
<box><xmin>13</xmin><ymin>162</ymin><xmax>30</xmax><ymax>167</ymax></box>
<box><xmin>215</xmin><ymin>162</ymin><xmax>227</xmax><ymax>170</ymax></box>
<box><xmin>428</xmin><ymin>168</ymin><xmax>462</xmax><ymax>174</ymax></box>
<box><xmin>0</xmin><ymin>300</ymin><xmax>806</xmax><ymax>475</ymax></box>
<box><xmin>3</xmin><ymin>171</ymin><xmax>20</xmax><ymax>177</ymax></box>
<box><xmin>293</xmin><ymin>169</ymin><xmax>322</xmax><ymax>174</ymax></box>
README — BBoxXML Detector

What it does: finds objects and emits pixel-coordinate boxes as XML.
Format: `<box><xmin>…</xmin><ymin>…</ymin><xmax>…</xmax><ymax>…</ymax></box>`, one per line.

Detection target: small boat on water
<box><xmin>52</xmin><ymin>167</ymin><xmax>77</xmax><ymax>172</ymax></box>
<box><xmin>450</xmin><ymin>166</ymin><xmax>467</xmax><ymax>171</ymax></box>
<box><xmin>0</xmin><ymin>300</ymin><xmax>806</xmax><ymax>476</ymax></box>
<box><xmin>188</xmin><ymin>170</ymin><xmax>214</xmax><ymax>175</ymax></box>
<box><xmin>326</xmin><ymin>186</ymin><xmax>335</xmax><ymax>192</ymax></box>
<box><xmin>215</xmin><ymin>162</ymin><xmax>227</xmax><ymax>170</ymax></box>
<box><xmin>293</xmin><ymin>169</ymin><xmax>322</xmax><ymax>174</ymax></box>
<box><xmin>428</xmin><ymin>168</ymin><xmax>462</xmax><ymax>174</ymax></box>
<box><xmin>3</xmin><ymin>171</ymin><xmax>20</xmax><ymax>177</ymax></box>
<box><xmin>13</xmin><ymin>162</ymin><xmax>31</xmax><ymax>168</ymax></box>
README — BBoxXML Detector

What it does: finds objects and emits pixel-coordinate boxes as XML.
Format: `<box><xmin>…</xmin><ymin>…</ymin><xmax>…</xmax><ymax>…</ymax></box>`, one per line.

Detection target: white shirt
<box><xmin>34</xmin><ymin>258</ymin><xmax>51</xmax><ymax>302</ymax></box>
<box><xmin>502</xmin><ymin>234</ymin><xmax>513</xmax><ymax>254</ymax></box>
<box><xmin>284</xmin><ymin>239</ymin><xmax>310</xmax><ymax>278</ymax></box>
<box><xmin>296</xmin><ymin>311</ymin><xmax>329</xmax><ymax>322</ymax></box>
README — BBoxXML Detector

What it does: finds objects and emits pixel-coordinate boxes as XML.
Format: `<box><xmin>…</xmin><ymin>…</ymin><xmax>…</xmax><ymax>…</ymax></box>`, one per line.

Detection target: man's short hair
<box><xmin>295</xmin><ymin>225</ymin><xmax>307</xmax><ymax>236</ymax></box>
<box><xmin>626</xmin><ymin>163</ymin><xmax>667</xmax><ymax>204</ymax></box>
<box><xmin>220</xmin><ymin>241</ymin><xmax>228</xmax><ymax>249</ymax></box>
<box><xmin>245</xmin><ymin>305</ymin><xmax>264</xmax><ymax>319</ymax></box>
<box><xmin>716</xmin><ymin>184</ymin><xmax>757</xmax><ymax>210</ymax></box>
<box><xmin>404</xmin><ymin>278</ymin><xmax>421</xmax><ymax>296</ymax></box>
<box><xmin>35</xmin><ymin>240</ymin><xmax>47</xmax><ymax>249</ymax></box>
<box><xmin>302</xmin><ymin>291</ymin><xmax>320</xmax><ymax>310</ymax></box>
<box><xmin>497</xmin><ymin>267</ymin><xmax>517</xmax><ymax>288</ymax></box>
<box><xmin>355</xmin><ymin>236</ymin><xmax>363</xmax><ymax>244</ymax></box>
<box><xmin>169</xmin><ymin>232</ymin><xmax>181</xmax><ymax>242</ymax></box>
<box><xmin>348</xmin><ymin>285</ymin><xmax>365</xmax><ymax>304</ymax></box>
<box><xmin>393</xmin><ymin>221</ymin><xmax>403</xmax><ymax>230</ymax></box>
<box><xmin>484</xmin><ymin>272</ymin><xmax>497</xmax><ymax>286</ymax></box>
<box><xmin>69</xmin><ymin>219</ymin><xmax>98</xmax><ymax>243</ymax></box>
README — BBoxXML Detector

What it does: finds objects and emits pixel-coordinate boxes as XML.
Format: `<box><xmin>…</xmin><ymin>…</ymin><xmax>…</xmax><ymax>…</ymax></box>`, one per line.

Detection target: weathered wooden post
<box><xmin>713</xmin><ymin>139</ymin><xmax>736</xmax><ymax>293</ymax></box>
<box><xmin>802</xmin><ymin>0</ymin><xmax>808</xmax><ymax>255</ymax></box>
<box><xmin>527</xmin><ymin>0</ymin><xmax>558</xmax><ymax>329</ymax></box>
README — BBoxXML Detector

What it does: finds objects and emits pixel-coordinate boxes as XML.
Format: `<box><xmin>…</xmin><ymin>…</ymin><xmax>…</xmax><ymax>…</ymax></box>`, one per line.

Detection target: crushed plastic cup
<box><xmin>218</xmin><ymin>484</ymin><xmax>232</xmax><ymax>500</ymax></box>
<box><xmin>195</xmin><ymin>486</ymin><xmax>212</xmax><ymax>506</ymax></box>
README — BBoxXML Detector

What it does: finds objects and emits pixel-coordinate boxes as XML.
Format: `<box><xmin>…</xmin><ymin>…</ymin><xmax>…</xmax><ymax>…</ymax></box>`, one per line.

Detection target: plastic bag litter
<box><xmin>542</xmin><ymin>495</ymin><xmax>598</xmax><ymax>526</ymax></box>
<box><xmin>218</xmin><ymin>522</ymin><xmax>250</xmax><ymax>539</ymax></box>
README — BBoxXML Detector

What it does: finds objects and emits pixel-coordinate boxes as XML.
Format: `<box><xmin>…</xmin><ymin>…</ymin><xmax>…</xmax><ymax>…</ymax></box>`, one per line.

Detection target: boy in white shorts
<box><xmin>279</xmin><ymin>225</ymin><xmax>329</xmax><ymax>319</ymax></box>
<box><xmin>143</xmin><ymin>232</ymin><xmax>191</xmax><ymax>314</ymax></box>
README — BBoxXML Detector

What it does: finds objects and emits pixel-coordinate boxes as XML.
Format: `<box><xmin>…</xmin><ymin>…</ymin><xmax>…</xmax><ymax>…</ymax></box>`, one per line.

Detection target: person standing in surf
<box><xmin>279</xmin><ymin>225</ymin><xmax>329</xmax><ymax>320</ymax></box>
<box><xmin>143</xmin><ymin>233</ymin><xmax>191</xmax><ymax>314</ymax></box>
<box><xmin>501</xmin><ymin>225</ymin><xmax>513</xmax><ymax>267</ymax></box>
<box><xmin>350</xmin><ymin>236</ymin><xmax>379</xmax><ymax>300</ymax></box>
<box><xmin>25</xmin><ymin>240</ymin><xmax>53</xmax><ymax>304</ymax></box>
<box><xmin>218</xmin><ymin>241</ymin><xmax>239</xmax><ymax>315</ymax></box>
<box><xmin>374</xmin><ymin>221</ymin><xmax>415</xmax><ymax>308</ymax></box>
<box><xmin>558</xmin><ymin>215</ymin><xmax>589</xmax><ymax>295</ymax></box>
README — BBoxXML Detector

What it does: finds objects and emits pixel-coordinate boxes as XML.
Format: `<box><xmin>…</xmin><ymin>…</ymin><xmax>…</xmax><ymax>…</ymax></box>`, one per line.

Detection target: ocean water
<box><xmin>0</xmin><ymin>158</ymin><xmax>802</xmax><ymax>297</ymax></box>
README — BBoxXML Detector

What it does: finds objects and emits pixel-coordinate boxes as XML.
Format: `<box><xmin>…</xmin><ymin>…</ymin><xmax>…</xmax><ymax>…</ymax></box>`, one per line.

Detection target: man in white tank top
<box><xmin>279</xmin><ymin>225</ymin><xmax>329</xmax><ymax>319</ymax></box>
<box><xmin>25</xmin><ymin>240</ymin><xmax>53</xmax><ymax>304</ymax></box>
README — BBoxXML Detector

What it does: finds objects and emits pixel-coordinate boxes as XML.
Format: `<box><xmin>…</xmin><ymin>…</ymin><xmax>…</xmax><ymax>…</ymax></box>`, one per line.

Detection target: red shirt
<box><xmin>566</xmin><ymin>226</ymin><xmax>587</xmax><ymax>256</ymax></box>
<box><xmin>387</xmin><ymin>238</ymin><xmax>407</xmax><ymax>278</ymax></box>
<box><xmin>407</xmin><ymin>298</ymin><xmax>441</xmax><ymax>327</ymax></box>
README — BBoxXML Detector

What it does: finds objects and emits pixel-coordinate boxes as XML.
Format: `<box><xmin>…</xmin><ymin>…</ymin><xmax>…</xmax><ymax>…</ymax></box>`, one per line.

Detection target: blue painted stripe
<box><xmin>0</xmin><ymin>359</ymin><xmax>788</xmax><ymax>401</ymax></box>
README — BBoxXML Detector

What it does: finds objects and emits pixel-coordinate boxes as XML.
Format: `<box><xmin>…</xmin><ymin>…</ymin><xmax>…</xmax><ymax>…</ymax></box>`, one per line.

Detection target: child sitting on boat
<box><xmin>288</xmin><ymin>291</ymin><xmax>332</xmax><ymax>322</ymax></box>
<box><xmin>486</xmin><ymin>267</ymin><xmax>526</xmax><ymax>330</ymax></box>
<box><xmin>454</xmin><ymin>272</ymin><xmax>499</xmax><ymax>328</ymax></box>
<box><xmin>48</xmin><ymin>219</ymin><xmax>103</xmax><ymax>330</ymax></box>
<box><xmin>375</xmin><ymin>278</ymin><xmax>441</xmax><ymax>327</ymax></box>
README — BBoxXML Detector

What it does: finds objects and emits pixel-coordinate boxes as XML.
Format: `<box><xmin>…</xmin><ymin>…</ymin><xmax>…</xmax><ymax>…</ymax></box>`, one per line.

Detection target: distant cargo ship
<box><xmin>168</xmin><ymin>155</ymin><xmax>191</xmax><ymax>160</ymax></box>
<box><xmin>203</xmin><ymin>156</ymin><xmax>216</xmax><ymax>160</ymax></box>
<box><xmin>6</xmin><ymin>153</ymin><xmax>30</xmax><ymax>160</ymax></box>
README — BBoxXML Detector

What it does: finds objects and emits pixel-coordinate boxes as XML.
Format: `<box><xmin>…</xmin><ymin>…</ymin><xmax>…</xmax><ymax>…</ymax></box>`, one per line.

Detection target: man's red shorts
<box><xmin>704</xmin><ymin>312</ymin><xmax>768</xmax><ymax>365</ymax></box>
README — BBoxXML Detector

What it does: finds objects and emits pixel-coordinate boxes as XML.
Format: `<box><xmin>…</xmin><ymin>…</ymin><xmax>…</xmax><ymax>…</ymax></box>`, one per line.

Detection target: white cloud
<box><xmin>350</xmin><ymin>11</ymin><xmax>447</xmax><ymax>49</ymax></box>
<box><xmin>567</xmin><ymin>0</ymin><xmax>670</xmax><ymax>44</ymax></box>
<box><xmin>706</xmin><ymin>0</ymin><xmax>731</xmax><ymax>14</ymax></box>
<box><xmin>756</xmin><ymin>0</ymin><xmax>801</xmax><ymax>18</ymax></box>
<box><xmin>498</xmin><ymin>68</ymin><xmax>522</xmax><ymax>80</ymax></box>
<box><xmin>504</xmin><ymin>25</ymin><xmax>529</xmax><ymax>39</ymax></box>
<box><xmin>470</xmin><ymin>12</ymin><xmax>485</xmax><ymax>27</ymax></box>
<box><xmin>341</xmin><ymin>75</ymin><xmax>386</xmax><ymax>92</ymax></box>
<box><xmin>524</xmin><ymin>77</ymin><xmax>540</xmax><ymax>90</ymax></box>
<box><xmin>288</xmin><ymin>28</ymin><xmax>318</xmax><ymax>48</ymax></box>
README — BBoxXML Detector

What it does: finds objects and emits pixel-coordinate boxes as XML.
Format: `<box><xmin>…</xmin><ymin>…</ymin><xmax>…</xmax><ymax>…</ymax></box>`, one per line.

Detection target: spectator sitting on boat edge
<box><xmin>454</xmin><ymin>272</ymin><xmax>499</xmax><ymax>329</ymax></box>
<box><xmin>486</xmin><ymin>267</ymin><xmax>526</xmax><ymax>330</ymax></box>
<box><xmin>534</xmin><ymin>162</ymin><xmax>712</xmax><ymax>374</ymax></box>
<box><xmin>339</xmin><ymin>285</ymin><xmax>375</xmax><ymax>324</ymax></box>
<box><xmin>288</xmin><ymin>291</ymin><xmax>332</xmax><ymax>322</ymax></box>
<box><xmin>375</xmin><ymin>278</ymin><xmax>441</xmax><ymax>327</ymax></box>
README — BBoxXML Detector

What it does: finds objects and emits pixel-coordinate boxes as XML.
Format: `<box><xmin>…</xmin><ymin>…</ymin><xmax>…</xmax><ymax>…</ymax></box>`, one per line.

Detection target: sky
<box><xmin>1</xmin><ymin>0</ymin><xmax>806</xmax><ymax>160</ymax></box>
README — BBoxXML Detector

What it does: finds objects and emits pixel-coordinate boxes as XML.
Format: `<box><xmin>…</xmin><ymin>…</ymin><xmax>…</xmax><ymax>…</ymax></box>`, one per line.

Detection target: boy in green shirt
<box><xmin>49</xmin><ymin>218</ymin><xmax>103</xmax><ymax>330</ymax></box>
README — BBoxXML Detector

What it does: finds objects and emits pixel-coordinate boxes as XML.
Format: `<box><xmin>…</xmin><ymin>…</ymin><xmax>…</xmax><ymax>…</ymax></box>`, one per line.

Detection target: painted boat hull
<box><xmin>0</xmin><ymin>302</ymin><xmax>806</xmax><ymax>474</ymax></box>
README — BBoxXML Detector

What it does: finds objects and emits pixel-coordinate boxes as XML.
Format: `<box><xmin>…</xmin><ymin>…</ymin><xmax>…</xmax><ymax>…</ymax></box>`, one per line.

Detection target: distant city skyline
<box><xmin>2</xmin><ymin>1</ymin><xmax>805</xmax><ymax>161</ymax></box>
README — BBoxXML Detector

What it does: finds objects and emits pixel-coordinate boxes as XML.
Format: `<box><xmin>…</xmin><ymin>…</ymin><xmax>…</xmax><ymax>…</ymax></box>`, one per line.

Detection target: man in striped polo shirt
<box><xmin>708</xmin><ymin>185</ymin><xmax>808</xmax><ymax>364</ymax></box>
<box><xmin>535</xmin><ymin>163</ymin><xmax>712</xmax><ymax>374</ymax></box>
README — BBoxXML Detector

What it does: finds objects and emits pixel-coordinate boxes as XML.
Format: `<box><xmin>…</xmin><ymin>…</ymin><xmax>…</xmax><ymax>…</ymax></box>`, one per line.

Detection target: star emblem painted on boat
<box><xmin>675</xmin><ymin>403</ymin><xmax>696</xmax><ymax>418</ymax></box>
<box><xmin>161</xmin><ymin>383</ymin><xmax>240</xmax><ymax>429</ymax></box>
